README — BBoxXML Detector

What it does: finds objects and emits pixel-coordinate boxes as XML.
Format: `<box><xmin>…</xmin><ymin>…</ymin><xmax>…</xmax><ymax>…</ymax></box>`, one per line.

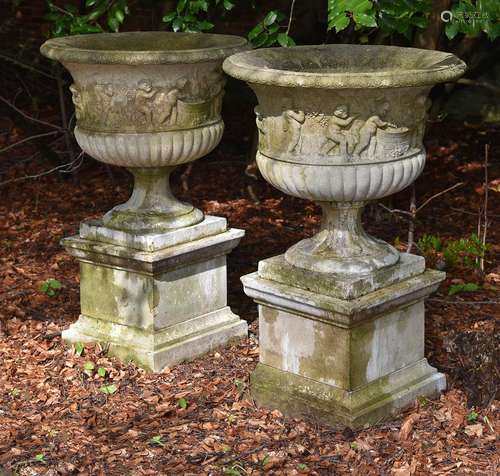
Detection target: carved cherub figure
<box><xmin>324</xmin><ymin>104</ymin><xmax>355</xmax><ymax>155</ymax></box>
<box><xmin>157</xmin><ymin>89</ymin><xmax>179</xmax><ymax>125</ymax></box>
<box><xmin>282</xmin><ymin>98</ymin><xmax>305</xmax><ymax>153</ymax></box>
<box><xmin>135</xmin><ymin>79</ymin><xmax>157</xmax><ymax>125</ymax></box>
<box><xmin>353</xmin><ymin>115</ymin><xmax>393</xmax><ymax>157</ymax></box>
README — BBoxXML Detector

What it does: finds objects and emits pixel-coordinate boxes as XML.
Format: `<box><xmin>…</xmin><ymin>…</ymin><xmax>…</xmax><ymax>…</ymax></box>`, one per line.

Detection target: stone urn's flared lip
<box><xmin>223</xmin><ymin>44</ymin><xmax>466</xmax><ymax>89</ymax></box>
<box><xmin>40</xmin><ymin>31</ymin><xmax>248</xmax><ymax>65</ymax></box>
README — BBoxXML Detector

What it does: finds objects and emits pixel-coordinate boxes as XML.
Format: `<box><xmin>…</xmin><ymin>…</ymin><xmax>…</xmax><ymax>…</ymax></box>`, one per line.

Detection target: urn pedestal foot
<box><xmin>62</xmin><ymin>217</ymin><xmax>248</xmax><ymax>372</ymax></box>
<box><xmin>241</xmin><ymin>259</ymin><xmax>446</xmax><ymax>428</ymax></box>
<box><xmin>285</xmin><ymin>202</ymin><xmax>399</xmax><ymax>275</ymax></box>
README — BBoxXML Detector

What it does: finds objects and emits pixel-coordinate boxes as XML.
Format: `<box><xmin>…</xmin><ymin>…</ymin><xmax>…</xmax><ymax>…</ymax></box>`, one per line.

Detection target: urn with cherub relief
<box><xmin>40</xmin><ymin>32</ymin><xmax>249</xmax><ymax>371</ymax></box>
<box><xmin>224</xmin><ymin>44</ymin><xmax>466</xmax><ymax>427</ymax></box>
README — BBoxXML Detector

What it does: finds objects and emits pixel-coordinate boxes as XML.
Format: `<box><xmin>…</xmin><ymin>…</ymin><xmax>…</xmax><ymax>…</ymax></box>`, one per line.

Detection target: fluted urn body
<box><xmin>41</xmin><ymin>32</ymin><xmax>247</xmax><ymax>233</ymax></box>
<box><xmin>224</xmin><ymin>45</ymin><xmax>465</xmax><ymax>274</ymax></box>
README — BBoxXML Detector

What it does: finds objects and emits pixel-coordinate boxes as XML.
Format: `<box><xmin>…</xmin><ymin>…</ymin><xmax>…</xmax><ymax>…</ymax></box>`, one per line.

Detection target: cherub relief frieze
<box><xmin>69</xmin><ymin>68</ymin><xmax>225</xmax><ymax>132</ymax></box>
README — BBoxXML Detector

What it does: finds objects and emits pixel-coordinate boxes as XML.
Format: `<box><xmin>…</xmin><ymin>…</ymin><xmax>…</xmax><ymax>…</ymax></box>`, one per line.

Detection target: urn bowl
<box><xmin>224</xmin><ymin>45</ymin><xmax>465</xmax><ymax>274</ymax></box>
<box><xmin>41</xmin><ymin>32</ymin><xmax>247</xmax><ymax>232</ymax></box>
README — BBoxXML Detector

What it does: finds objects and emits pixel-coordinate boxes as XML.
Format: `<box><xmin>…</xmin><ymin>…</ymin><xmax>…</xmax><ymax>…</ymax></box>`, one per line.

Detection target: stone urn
<box><xmin>224</xmin><ymin>45</ymin><xmax>466</xmax><ymax>427</ymax></box>
<box><xmin>40</xmin><ymin>32</ymin><xmax>249</xmax><ymax>371</ymax></box>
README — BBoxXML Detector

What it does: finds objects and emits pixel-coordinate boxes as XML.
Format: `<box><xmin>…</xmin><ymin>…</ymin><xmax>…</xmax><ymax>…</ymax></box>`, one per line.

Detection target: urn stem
<box><xmin>102</xmin><ymin>166</ymin><xmax>204</xmax><ymax>233</ymax></box>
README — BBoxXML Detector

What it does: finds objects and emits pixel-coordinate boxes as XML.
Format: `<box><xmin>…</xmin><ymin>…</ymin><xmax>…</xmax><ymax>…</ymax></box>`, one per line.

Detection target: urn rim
<box><xmin>40</xmin><ymin>31</ymin><xmax>248</xmax><ymax>65</ymax></box>
<box><xmin>223</xmin><ymin>44</ymin><xmax>466</xmax><ymax>89</ymax></box>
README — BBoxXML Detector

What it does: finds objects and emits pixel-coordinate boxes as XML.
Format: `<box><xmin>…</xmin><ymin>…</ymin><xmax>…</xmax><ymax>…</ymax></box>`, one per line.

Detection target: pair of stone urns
<box><xmin>41</xmin><ymin>32</ymin><xmax>466</xmax><ymax>428</ymax></box>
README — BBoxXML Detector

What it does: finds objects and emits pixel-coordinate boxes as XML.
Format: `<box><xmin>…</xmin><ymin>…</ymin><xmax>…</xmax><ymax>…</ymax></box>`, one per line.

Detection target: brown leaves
<box><xmin>399</xmin><ymin>413</ymin><xmax>420</xmax><ymax>441</ymax></box>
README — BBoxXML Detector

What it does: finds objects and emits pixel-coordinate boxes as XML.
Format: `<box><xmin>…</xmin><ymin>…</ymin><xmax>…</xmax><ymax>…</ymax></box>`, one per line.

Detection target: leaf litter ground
<box><xmin>0</xmin><ymin>121</ymin><xmax>498</xmax><ymax>475</ymax></box>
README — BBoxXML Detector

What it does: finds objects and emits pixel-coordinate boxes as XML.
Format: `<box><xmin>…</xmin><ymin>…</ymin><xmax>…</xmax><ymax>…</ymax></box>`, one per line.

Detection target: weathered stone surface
<box><xmin>258</xmin><ymin>253</ymin><xmax>425</xmax><ymax>300</ymax></box>
<box><xmin>80</xmin><ymin>214</ymin><xmax>227</xmax><ymax>251</ymax></box>
<box><xmin>62</xmin><ymin>222</ymin><xmax>247</xmax><ymax>372</ymax></box>
<box><xmin>251</xmin><ymin>360</ymin><xmax>445</xmax><ymax>429</ymax></box>
<box><xmin>241</xmin><ymin>267</ymin><xmax>446</xmax><ymax>428</ymax></box>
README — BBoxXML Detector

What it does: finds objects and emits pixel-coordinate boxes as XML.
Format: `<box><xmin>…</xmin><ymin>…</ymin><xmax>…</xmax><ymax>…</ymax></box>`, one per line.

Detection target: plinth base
<box><xmin>251</xmin><ymin>361</ymin><xmax>445</xmax><ymax>428</ymax></box>
<box><xmin>62</xmin><ymin>216</ymin><xmax>248</xmax><ymax>372</ymax></box>
<box><xmin>242</xmin><ymin>259</ymin><xmax>446</xmax><ymax>428</ymax></box>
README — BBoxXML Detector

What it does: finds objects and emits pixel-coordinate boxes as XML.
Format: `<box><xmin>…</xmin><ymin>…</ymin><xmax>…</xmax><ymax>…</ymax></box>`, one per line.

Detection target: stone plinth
<box><xmin>242</xmin><ymin>257</ymin><xmax>446</xmax><ymax>428</ymax></box>
<box><xmin>62</xmin><ymin>216</ymin><xmax>248</xmax><ymax>372</ymax></box>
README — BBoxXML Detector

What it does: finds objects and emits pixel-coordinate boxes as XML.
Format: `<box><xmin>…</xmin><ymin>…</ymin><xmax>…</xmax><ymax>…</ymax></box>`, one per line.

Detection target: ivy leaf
<box><xmin>177</xmin><ymin>397</ymin><xmax>188</xmax><ymax>409</ymax></box>
<box><xmin>328</xmin><ymin>13</ymin><xmax>350</xmax><ymax>32</ymax></box>
<box><xmin>97</xmin><ymin>367</ymin><xmax>107</xmax><ymax>378</ymax></box>
<box><xmin>353</xmin><ymin>12</ymin><xmax>377</xmax><ymax>27</ymax></box>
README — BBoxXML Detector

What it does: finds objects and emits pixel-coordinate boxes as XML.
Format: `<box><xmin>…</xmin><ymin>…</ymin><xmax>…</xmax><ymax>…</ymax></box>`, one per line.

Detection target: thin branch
<box><xmin>457</xmin><ymin>78</ymin><xmax>500</xmax><ymax>96</ymax></box>
<box><xmin>416</xmin><ymin>182</ymin><xmax>464</xmax><ymax>213</ymax></box>
<box><xmin>480</xmin><ymin>144</ymin><xmax>489</xmax><ymax>271</ymax></box>
<box><xmin>377</xmin><ymin>202</ymin><xmax>413</xmax><ymax>217</ymax></box>
<box><xmin>428</xmin><ymin>298</ymin><xmax>499</xmax><ymax>305</ymax></box>
<box><xmin>0</xmin><ymin>53</ymin><xmax>56</xmax><ymax>80</ymax></box>
<box><xmin>0</xmin><ymin>152</ymin><xmax>85</xmax><ymax>187</ymax></box>
<box><xmin>0</xmin><ymin>95</ymin><xmax>65</xmax><ymax>131</ymax></box>
<box><xmin>0</xmin><ymin>131</ymin><xmax>61</xmax><ymax>155</ymax></box>
<box><xmin>286</xmin><ymin>0</ymin><xmax>297</xmax><ymax>36</ymax></box>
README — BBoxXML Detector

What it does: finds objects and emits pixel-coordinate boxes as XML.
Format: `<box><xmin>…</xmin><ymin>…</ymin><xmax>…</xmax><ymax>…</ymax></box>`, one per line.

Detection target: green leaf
<box><xmin>248</xmin><ymin>22</ymin><xmax>264</xmax><ymax>41</ymax></box>
<box><xmin>328</xmin><ymin>13</ymin><xmax>350</xmax><ymax>32</ymax></box>
<box><xmin>48</xmin><ymin>278</ymin><xmax>62</xmax><ymax>289</ymax></box>
<box><xmin>99</xmin><ymin>384</ymin><xmax>117</xmax><ymax>394</ymax></box>
<box><xmin>107</xmin><ymin>15</ymin><xmax>119</xmax><ymax>32</ymax></box>
<box><xmin>150</xmin><ymin>435</ymin><xmax>166</xmax><ymax>447</ymax></box>
<box><xmin>34</xmin><ymin>453</ymin><xmax>46</xmax><ymax>463</ymax></box>
<box><xmin>74</xmin><ymin>342</ymin><xmax>84</xmax><ymax>357</ymax></box>
<box><xmin>466</xmin><ymin>410</ymin><xmax>479</xmax><ymax>423</ymax></box>
<box><xmin>114</xmin><ymin>9</ymin><xmax>125</xmax><ymax>23</ymax></box>
<box><xmin>353</xmin><ymin>11</ymin><xmax>377</xmax><ymax>27</ymax></box>
<box><xmin>177</xmin><ymin>0</ymin><xmax>187</xmax><ymax>14</ymax></box>
<box><xmin>196</xmin><ymin>20</ymin><xmax>215</xmax><ymax>31</ymax></box>
<box><xmin>172</xmin><ymin>17</ymin><xmax>184</xmax><ymax>32</ymax></box>
<box><xmin>97</xmin><ymin>367</ymin><xmax>107</xmax><ymax>378</ymax></box>
<box><xmin>448</xmin><ymin>282</ymin><xmax>480</xmax><ymax>296</ymax></box>
<box><xmin>177</xmin><ymin>397</ymin><xmax>188</xmax><ymax>409</ymax></box>
<box><xmin>83</xmin><ymin>361</ymin><xmax>95</xmax><ymax>371</ymax></box>
<box><xmin>260</xmin><ymin>454</ymin><xmax>270</xmax><ymax>466</ymax></box>
<box><xmin>162</xmin><ymin>12</ymin><xmax>177</xmax><ymax>23</ymax></box>
<box><xmin>85</xmin><ymin>0</ymin><xmax>98</xmax><ymax>6</ymax></box>
<box><xmin>263</xmin><ymin>10</ymin><xmax>278</xmax><ymax>27</ymax></box>
<box><xmin>223</xmin><ymin>0</ymin><xmax>234</xmax><ymax>10</ymax></box>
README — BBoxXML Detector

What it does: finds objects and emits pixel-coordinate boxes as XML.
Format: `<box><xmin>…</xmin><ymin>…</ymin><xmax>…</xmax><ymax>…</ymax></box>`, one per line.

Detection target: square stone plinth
<box><xmin>241</xmin><ymin>264</ymin><xmax>446</xmax><ymax>428</ymax></box>
<box><xmin>62</xmin><ymin>218</ymin><xmax>248</xmax><ymax>372</ymax></box>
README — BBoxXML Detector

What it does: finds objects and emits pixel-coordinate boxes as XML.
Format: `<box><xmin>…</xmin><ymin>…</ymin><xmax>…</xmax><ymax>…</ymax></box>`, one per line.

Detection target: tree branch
<box><xmin>416</xmin><ymin>182</ymin><xmax>464</xmax><ymax>213</ymax></box>
<box><xmin>0</xmin><ymin>131</ymin><xmax>61</xmax><ymax>155</ymax></box>
<box><xmin>0</xmin><ymin>95</ymin><xmax>65</xmax><ymax>131</ymax></box>
<box><xmin>286</xmin><ymin>0</ymin><xmax>297</xmax><ymax>36</ymax></box>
